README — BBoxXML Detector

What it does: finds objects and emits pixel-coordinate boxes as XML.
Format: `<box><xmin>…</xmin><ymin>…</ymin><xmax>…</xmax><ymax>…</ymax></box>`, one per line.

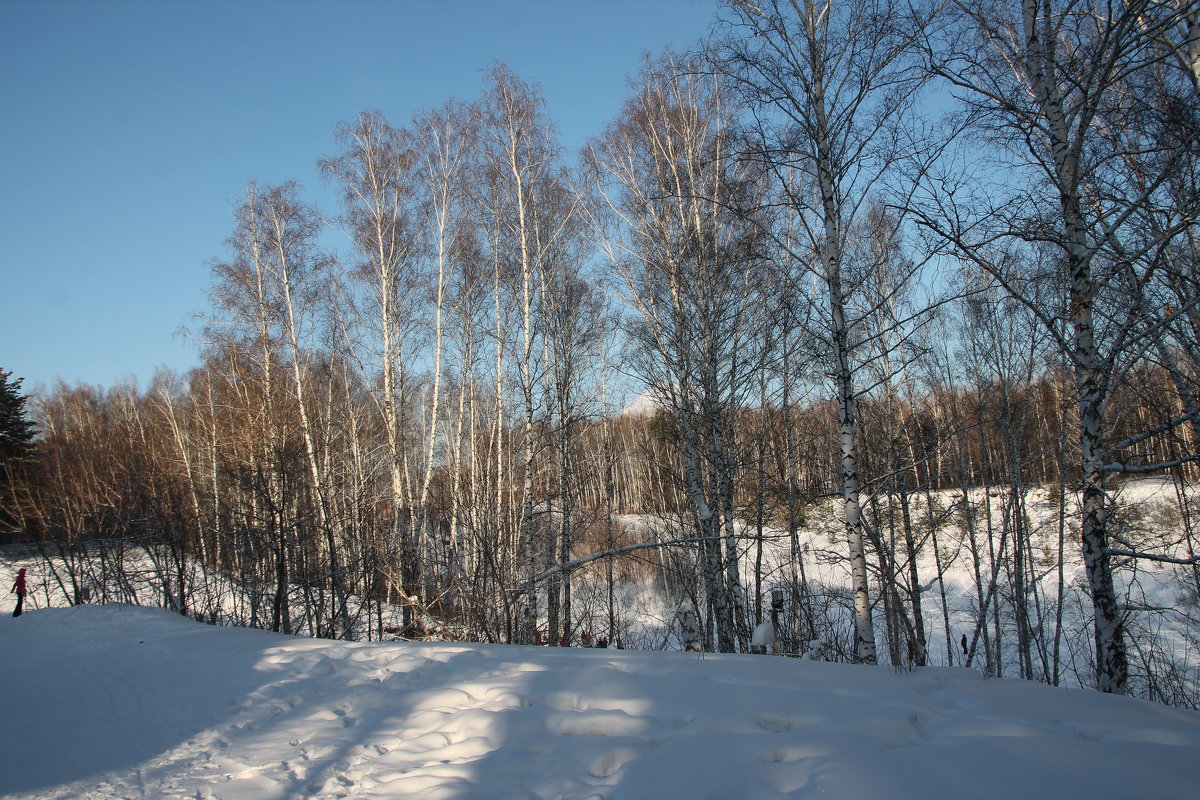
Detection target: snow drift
<box><xmin>2</xmin><ymin>604</ymin><xmax>1198</xmax><ymax>799</ymax></box>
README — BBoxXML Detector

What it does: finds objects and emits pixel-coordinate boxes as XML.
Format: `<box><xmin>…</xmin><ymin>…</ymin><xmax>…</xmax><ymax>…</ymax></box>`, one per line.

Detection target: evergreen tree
<box><xmin>0</xmin><ymin>369</ymin><xmax>35</xmax><ymax>467</ymax></box>
<box><xmin>0</xmin><ymin>369</ymin><xmax>36</xmax><ymax>536</ymax></box>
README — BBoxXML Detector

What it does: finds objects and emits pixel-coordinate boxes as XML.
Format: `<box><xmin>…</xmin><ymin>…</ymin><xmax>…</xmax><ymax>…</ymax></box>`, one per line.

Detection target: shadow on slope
<box><xmin>0</xmin><ymin>604</ymin><xmax>309</xmax><ymax>795</ymax></box>
<box><xmin>4</xmin><ymin>604</ymin><xmax>1200</xmax><ymax>799</ymax></box>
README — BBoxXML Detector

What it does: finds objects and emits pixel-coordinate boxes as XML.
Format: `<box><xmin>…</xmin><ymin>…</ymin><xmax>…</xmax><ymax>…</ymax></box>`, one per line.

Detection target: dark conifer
<box><xmin>0</xmin><ymin>369</ymin><xmax>36</xmax><ymax>466</ymax></box>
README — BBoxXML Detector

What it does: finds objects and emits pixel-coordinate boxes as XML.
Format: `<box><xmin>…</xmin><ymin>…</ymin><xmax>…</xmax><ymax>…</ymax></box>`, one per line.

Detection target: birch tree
<box><xmin>247</xmin><ymin>182</ymin><xmax>346</xmax><ymax>637</ymax></box>
<box><xmin>206</xmin><ymin>182</ymin><xmax>305</xmax><ymax>633</ymax></box>
<box><xmin>410</xmin><ymin>101</ymin><xmax>475</xmax><ymax>596</ymax></box>
<box><xmin>916</xmin><ymin>0</ymin><xmax>1200</xmax><ymax>693</ymax></box>
<box><xmin>320</xmin><ymin>112</ymin><xmax>425</xmax><ymax>632</ymax></box>
<box><xmin>714</xmin><ymin>0</ymin><xmax>939</xmax><ymax>664</ymax></box>
<box><xmin>587</xmin><ymin>52</ymin><xmax>768</xmax><ymax>652</ymax></box>
<box><xmin>474</xmin><ymin>65</ymin><xmax>580</xmax><ymax>643</ymax></box>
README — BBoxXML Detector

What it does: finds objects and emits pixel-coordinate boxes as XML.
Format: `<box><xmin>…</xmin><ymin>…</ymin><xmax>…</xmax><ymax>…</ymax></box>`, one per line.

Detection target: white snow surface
<box><xmin>2</xmin><ymin>604</ymin><xmax>1199</xmax><ymax>800</ymax></box>
<box><xmin>618</xmin><ymin>391</ymin><xmax>661</xmax><ymax>418</ymax></box>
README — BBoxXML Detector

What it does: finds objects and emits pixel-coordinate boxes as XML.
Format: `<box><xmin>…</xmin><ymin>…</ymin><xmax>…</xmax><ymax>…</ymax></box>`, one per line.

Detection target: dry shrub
<box><xmin>572</xmin><ymin>513</ymin><xmax>663</xmax><ymax>584</ymax></box>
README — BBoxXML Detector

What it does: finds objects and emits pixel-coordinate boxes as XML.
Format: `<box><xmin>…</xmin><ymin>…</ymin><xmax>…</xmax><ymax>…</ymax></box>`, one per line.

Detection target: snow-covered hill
<box><xmin>2</xmin><ymin>605</ymin><xmax>1198</xmax><ymax>799</ymax></box>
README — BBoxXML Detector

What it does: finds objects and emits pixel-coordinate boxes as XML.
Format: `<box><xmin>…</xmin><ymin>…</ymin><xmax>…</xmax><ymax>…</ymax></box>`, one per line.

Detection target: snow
<box><xmin>618</xmin><ymin>391</ymin><xmax>661</xmax><ymax>417</ymax></box>
<box><xmin>3</xmin><ymin>605</ymin><xmax>1199</xmax><ymax>799</ymax></box>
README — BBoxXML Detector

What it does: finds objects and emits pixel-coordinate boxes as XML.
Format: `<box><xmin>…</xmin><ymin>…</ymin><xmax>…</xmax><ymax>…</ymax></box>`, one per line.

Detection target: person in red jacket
<box><xmin>11</xmin><ymin>568</ymin><xmax>27</xmax><ymax>617</ymax></box>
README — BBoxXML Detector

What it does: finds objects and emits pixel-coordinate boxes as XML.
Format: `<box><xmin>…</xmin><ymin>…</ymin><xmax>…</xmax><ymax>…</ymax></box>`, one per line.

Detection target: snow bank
<box><xmin>2</xmin><ymin>605</ymin><xmax>1198</xmax><ymax>799</ymax></box>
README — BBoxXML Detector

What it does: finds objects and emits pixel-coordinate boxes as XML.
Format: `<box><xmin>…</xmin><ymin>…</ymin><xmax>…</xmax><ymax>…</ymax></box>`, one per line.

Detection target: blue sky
<box><xmin>1</xmin><ymin>0</ymin><xmax>717</xmax><ymax>392</ymax></box>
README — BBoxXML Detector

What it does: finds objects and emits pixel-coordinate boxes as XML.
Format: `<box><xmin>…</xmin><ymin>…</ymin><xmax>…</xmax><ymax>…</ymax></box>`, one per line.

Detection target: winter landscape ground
<box><xmin>2</xmin><ymin>603</ymin><xmax>1199</xmax><ymax>800</ymax></box>
<box><xmin>3</xmin><ymin>476</ymin><xmax>1200</xmax><ymax>798</ymax></box>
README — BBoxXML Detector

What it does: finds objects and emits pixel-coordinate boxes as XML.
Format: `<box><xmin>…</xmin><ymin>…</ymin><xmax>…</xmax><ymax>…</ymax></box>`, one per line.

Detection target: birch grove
<box><xmin>913</xmin><ymin>0</ymin><xmax>1200</xmax><ymax>695</ymax></box>
<box><xmin>713</xmin><ymin>0</ymin><xmax>940</xmax><ymax>664</ymax></box>
<box><xmin>586</xmin><ymin>53</ymin><xmax>768</xmax><ymax>652</ymax></box>
<box><xmin>4</xmin><ymin>0</ymin><xmax>1199</xmax><ymax>704</ymax></box>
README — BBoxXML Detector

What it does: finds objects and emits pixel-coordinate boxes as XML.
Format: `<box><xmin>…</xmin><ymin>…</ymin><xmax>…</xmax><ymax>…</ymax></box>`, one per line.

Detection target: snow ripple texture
<box><xmin>2</xmin><ymin>604</ymin><xmax>1199</xmax><ymax>799</ymax></box>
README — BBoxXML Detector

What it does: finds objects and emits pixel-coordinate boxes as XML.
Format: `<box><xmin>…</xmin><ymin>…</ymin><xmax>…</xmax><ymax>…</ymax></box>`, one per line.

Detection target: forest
<box><xmin>2</xmin><ymin>1</ymin><xmax>1199</xmax><ymax>706</ymax></box>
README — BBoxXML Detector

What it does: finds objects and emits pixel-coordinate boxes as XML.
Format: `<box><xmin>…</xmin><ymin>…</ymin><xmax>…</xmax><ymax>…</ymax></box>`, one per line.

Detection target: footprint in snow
<box><xmin>307</xmin><ymin>657</ymin><xmax>338</xmax><ymax>676</ymax></box>
<box><xmin>756</xmin><ymin>715</ymin><xmax>793</xmax><ymax>733</ymax></box>
<box><xmin>589</xmin><ymin>746</ymin><xmax>640</xmax><ymax>778</ymax></box>
<box><xmin>760</xmin><ymin>745</ymin><xmax>831</xmax><ymax>764</ymax></box>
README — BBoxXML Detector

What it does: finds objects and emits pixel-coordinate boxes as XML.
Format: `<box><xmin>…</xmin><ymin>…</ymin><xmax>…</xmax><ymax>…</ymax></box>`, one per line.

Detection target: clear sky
<box><xmin>1</xmin><ymin>0</ymin><xmax>718</xmax><ymax>393</ymax></box>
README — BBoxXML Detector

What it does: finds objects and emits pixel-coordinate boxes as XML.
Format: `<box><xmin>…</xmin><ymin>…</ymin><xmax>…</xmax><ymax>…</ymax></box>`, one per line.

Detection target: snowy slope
<box><xmin>2</xmin><ymin>605</ymin><xmax>1198</xmax><ymax>800</ymax></box>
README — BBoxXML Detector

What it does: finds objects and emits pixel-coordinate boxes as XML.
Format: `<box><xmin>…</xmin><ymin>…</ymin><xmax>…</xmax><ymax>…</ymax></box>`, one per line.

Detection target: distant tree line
<box><xmin>2</xmin><ymin>1</ymin><xmax>1198</xmax><ymax>702</ymax></box>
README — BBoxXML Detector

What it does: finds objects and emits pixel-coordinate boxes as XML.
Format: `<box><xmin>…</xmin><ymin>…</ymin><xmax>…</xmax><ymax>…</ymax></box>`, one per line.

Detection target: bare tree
<box><xmin>714</xmin><ymin>0</ymin><xmax>940</xmax><ymax>664</ymax></box>
<box><xmin>915</xmin><ymin>0</ymin><xmax>1200</xmax><ymax>693</ymax></box>
<box><xmin>473</xmin><ymin>64</ymin><xmax>582</xmax><ymax>643</ymax></box>
<box><xmin>587</xmin><ymin>52</ymin><xmax>770</xmax><ymax>652</ymax></box>
<box><xmin>320</xmin><ymin>112</ymin><xmax>426</xmax><ymax>633</ymax></box>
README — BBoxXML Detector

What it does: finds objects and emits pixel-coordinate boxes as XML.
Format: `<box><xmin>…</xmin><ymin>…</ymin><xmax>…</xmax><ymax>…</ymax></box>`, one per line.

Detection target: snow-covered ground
<box><xmin>2</xmin><ymin>604</ymin><xmax>1198</xmax><ymax>799</ymax></box>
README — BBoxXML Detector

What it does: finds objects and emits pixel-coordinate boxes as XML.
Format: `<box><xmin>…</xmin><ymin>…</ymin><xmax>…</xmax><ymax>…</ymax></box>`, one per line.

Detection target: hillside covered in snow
<box><xmin>2</xmin><ymin>604</ymin><xmax>1199</xmax><ymax>800</ymax></box>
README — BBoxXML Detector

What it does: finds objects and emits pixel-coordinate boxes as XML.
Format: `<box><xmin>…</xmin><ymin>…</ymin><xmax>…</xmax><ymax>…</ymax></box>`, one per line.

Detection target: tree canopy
<box><xmin>0</xmin><ymin>369</ymin><xmax>35</xmax><ymax>467</ymax></box>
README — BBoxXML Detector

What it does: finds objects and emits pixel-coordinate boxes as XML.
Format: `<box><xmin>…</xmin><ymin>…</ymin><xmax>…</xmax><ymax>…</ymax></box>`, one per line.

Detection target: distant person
<box><xmin>12</xmin><ymin>568</ymin><xmax>27</xmax><ymax>617</ymax></box>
